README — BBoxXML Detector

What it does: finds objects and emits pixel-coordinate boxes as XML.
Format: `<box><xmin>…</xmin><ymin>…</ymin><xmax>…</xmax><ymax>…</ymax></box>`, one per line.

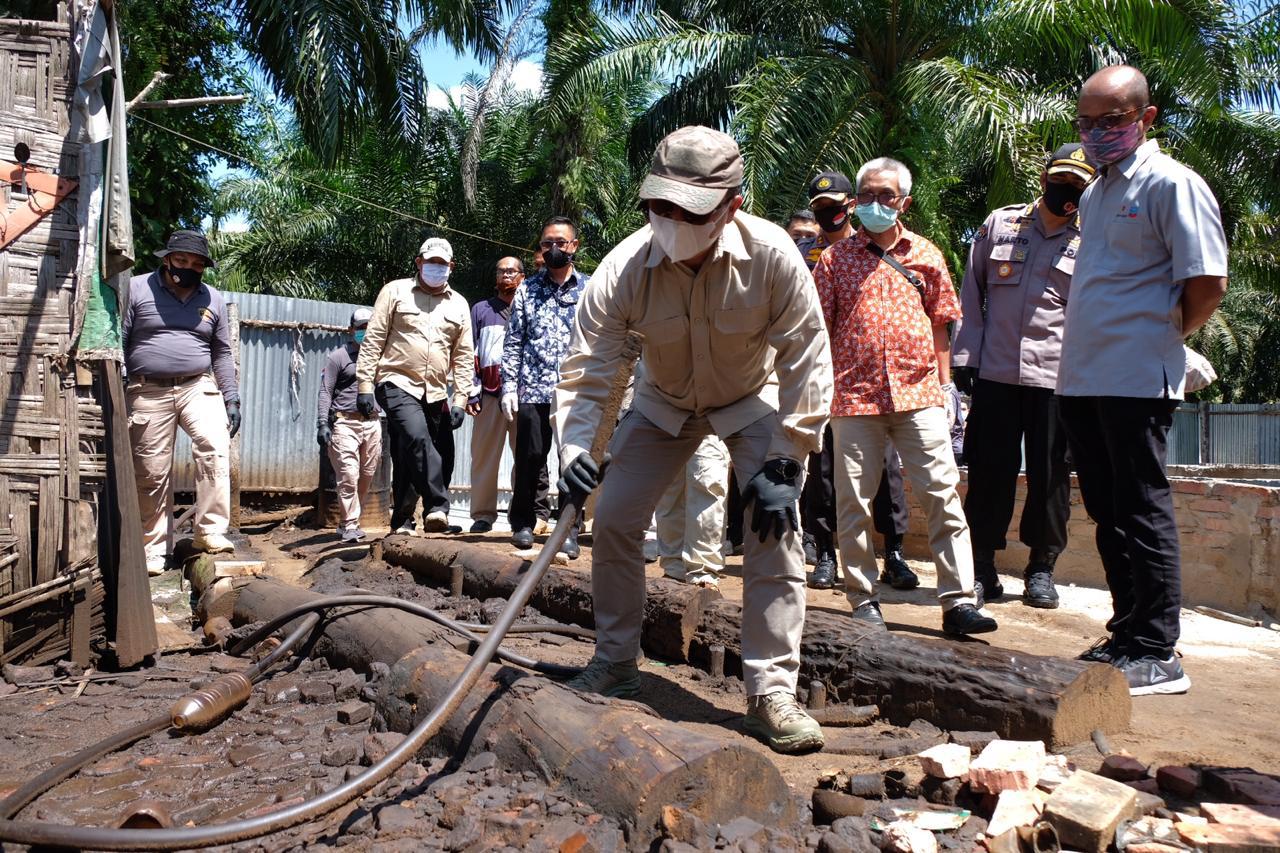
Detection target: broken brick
<box><xmin>661</xmin><ymin>805</ymin><xmax>710</xmax><ymax>845</ymax></box>
<box><xmin>1043</xmin><ymin>771</ymin><xmax>1138</xmax><ymax>853</ymax></box>
<box><xmin>1201</xmin><ymin>803</ymin><xmax>1280</xmax><ymax>827</ymax></box>
<box><xmin>1100</xmin><ymin>753</ymin><xmax>1150</xmax><ymax>782</ymax></box>
<box><xmin>361</xmin><ymin>732</ymin><xmax>404</xmax><ymax>766</ymax></box>
<box><xmin>335</xmin><ymin>700</ymin><xmax>371</xmax><ymax>725</ymax></box>
<box><xmin>1202</xmin><ymin>769</ymin><xmax>1280</xmax><ymax>807</ymax></box>
<box><xmin>987</xmin><ymin>789</ymin><xmax>1043</xmax><ymax>837</ymax></box>
<box><xmin>1176</xmin><ymin>821</ymin><xmax>1280</xmax><ymax>851</ymax></box>
<box><xmin>949</xmin><ymin>731</ymin><xmax>999</xmax><ymax>752</ymax></box>
<box><xmin>969</xmin><ymin>740</ymin><xmax>1046</xmax><ymax>794</ymax></box>
<box><xmin>1157</xmin><ymin>766</ymin><xmax>1201</xmax><ymax>799</ymax></box>
<box><xmin>916</xmin><ymin>743</ymin><xmax>970</xmax><ymax>780</ymax></box>
<box><xmin>298</xmin><ymin>680</ymin><xmax>336</xmax><ymax>704</ymax></box>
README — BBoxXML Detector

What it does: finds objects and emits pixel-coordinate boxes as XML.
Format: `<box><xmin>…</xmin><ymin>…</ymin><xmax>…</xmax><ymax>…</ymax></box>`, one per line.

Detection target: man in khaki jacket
<box><xmin>355</xmin><ymin>237</ymin><xmax>474</xmax><ymax>534</ymax></box>
<box><xmin>555</xmin><ymin>126</ymin><xmax>834</xmax><ymax>755</ymax></box>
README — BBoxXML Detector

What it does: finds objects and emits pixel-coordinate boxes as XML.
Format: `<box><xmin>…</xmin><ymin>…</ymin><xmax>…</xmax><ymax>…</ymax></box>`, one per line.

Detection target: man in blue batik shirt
<box><xmin>501</xmin><ymin>216</ymin><xmax>591</xmax><ymax>557</ymax></box>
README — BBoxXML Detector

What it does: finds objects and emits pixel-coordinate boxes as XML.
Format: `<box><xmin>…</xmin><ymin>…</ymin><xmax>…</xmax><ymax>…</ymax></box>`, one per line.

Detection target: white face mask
<box><xmin>419</xmin><ymin>262</ymin><xmax>450</xmax><ymax>288</ymax></box>
<box><xmin>648</xmin><ymin>210</ymin><xmax>724</xmax><ymax>262</ymax></box>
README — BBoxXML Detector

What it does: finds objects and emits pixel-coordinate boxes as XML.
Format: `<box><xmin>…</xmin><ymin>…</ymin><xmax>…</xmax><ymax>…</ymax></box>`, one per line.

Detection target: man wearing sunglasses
<box><xmin>952</xmin><ymin>143</ymin><xmax>1096</xmax><ymax>611</ymax></box>
<box><xmin>553</xmin><ymin>126</ymin><xmax>833</xmax><ymax>755</ymax></box>
<box><xmin>502</xmin><ymin>217</ymin><xmax>590</xmax><ymax>557</ymax></box>
<box><xmin>1058</xmin><ymin>65</ymin><xmax>1228</xmax><ymax>696</ymax></box>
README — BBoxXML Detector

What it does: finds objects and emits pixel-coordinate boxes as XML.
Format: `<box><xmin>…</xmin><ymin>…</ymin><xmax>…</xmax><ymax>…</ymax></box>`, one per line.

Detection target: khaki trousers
<box><xmin>655</xmin><ymin>434</ymin><xmax>729</xmax><ymax>584</ymax></box>
<box><xmin>468</xmin><ymin>395</ymin><xmax>515</xmax><ymax>523</ymax></box>
<box><xmin>593</xmin><ymin>411</ymin><xmax>806</xmax><ymax>696</ymax></box>
<box><xmin>126</xmin><ymin>373</ymin><xmax>230</xmax><ymax>558</ymax></box>
<box><xmin>831</xmin><ymin>408</ymin><xmax>976</xmax><ymax>610</ymax></box>
<box><xmin>328</xmin><ymin>415</ymin><xmax>382</xmax><ymax>528</ymax></box>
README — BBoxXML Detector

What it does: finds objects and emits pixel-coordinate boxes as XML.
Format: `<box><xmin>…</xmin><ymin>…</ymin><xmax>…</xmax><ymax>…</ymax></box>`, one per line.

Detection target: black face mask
<box><xmin>543</xmin><ymin>246</ymin><xmax>574</xmax><ymax>271</ymax></box>
<box><xmin>166</xmin><ymin>263</ymin><xmax>203</xmax><ymax>289</ymax></box>
<box><xmin>814</xmin><ymin>204</ymin><xmax>850</xmax><ymax>233</ymax></box>
<box><xmin>1042</xmin><ymin>182</ymin><xmax>1084</xmax><ymax>217</ymax></box>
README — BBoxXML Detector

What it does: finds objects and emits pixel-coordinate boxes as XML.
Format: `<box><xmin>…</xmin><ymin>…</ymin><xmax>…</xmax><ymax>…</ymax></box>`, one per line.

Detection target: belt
<box><xmin>335</xmin><ymin>410</ymin><xmax>378</xmax><ymax>420</ymax></box>
<box><xmin>134</xmin><ymin>373</ymin><xmax>205</xmax><ymax>387</ymax></box>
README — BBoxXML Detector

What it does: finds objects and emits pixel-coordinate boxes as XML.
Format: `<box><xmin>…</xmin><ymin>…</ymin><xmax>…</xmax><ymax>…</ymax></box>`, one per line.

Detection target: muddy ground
<box><xmin>0</xmin><ymin>517</ymin><xmax>1277</xmax><ymax>851</ymax></box>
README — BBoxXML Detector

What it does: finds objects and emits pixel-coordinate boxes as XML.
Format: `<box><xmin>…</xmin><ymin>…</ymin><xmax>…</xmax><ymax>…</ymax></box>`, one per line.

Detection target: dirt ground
<box><xmin>263</xmin><ymin>520</ymin><xmax>1280</xmax><ymax>785</ymax></box>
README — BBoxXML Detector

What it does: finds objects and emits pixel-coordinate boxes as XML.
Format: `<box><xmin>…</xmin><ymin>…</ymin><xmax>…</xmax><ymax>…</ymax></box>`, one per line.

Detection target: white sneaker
<box><xmin>394</xmin><ymin>522</ymin><xmax>417</xmax><ymax>536</ymax></box>
<box><xmin>422</xmin><ymin>511</ymin><xmax>449</xmax><ymax>532</ymax></box>
<box><xmin>146</xmin><ymin>555</ymin><xmax>168</xmax><ymax>576</ymax></box>
<box><xmin>192</xmin><ymin>533</ymin><xmax>235</xmax><ymax>554</ymax></box>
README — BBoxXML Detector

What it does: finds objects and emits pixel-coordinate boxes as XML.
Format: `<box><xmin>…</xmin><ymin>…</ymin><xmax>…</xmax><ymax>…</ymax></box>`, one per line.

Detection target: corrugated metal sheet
<box><xmin>1169</xmin><ymin>404</ymin><xmax>1203</xmax><ymax>465</ymax></box>
<box><xmin>1206</xmin><ymin>404</ymin><xmax>1280</xmax><ymax>465</ymax></box>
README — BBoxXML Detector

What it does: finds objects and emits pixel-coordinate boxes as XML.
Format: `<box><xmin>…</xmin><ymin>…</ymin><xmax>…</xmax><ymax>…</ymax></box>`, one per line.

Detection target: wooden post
<box><xmin>227</xmin><ymin>302</ymin><xmax>242</xmax><ymax>530</ymax></box>
<box><xmin>1199</xmin><ymin>401</ymin><xmax>1211</xmax><ymax>465</ymax></box>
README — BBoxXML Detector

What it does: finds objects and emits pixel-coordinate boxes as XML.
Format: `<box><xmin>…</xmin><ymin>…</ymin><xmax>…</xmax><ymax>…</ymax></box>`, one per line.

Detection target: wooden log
<box><xmin>691</xmin><ymin>598</ymin><xmax>1130</xmax><ymax>749</ymax></box>
<box><xmin>380</xmin><ymin>534</ymin><xmax>719</xmax><ymax>663</ymax></box>
<box><xmin>231</xmin><ymin>579</ymin><xmax>796</xmax><ymax>841</ymax></box>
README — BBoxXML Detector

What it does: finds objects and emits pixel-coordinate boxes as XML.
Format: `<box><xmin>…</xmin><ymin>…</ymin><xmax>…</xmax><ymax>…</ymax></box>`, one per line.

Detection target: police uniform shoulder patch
<box><xmin>976</xmin><ymin>224</ymin><xmax>989</xmax><ymax>240</ymax></box>
<box><xmin>199</xmin><ymin>307</ymin><xmax>215</xmax><ymax>323</ymax></box>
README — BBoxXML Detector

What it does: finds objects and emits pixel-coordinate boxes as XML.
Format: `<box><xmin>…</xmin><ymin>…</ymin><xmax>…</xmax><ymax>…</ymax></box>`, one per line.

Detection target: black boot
<box><xmin>973</xmin><ymin>548</ymin><xmax>1003</xmax><ymax>601</ymax></box>
<box><xmin>809</xmin><ymin>550</ymin><xmax>836</xmax><ymax>589</ymax></box>
<box><xmin>879</xmin><ymin>535</ymin><xmax>919</xmax><ymax>590</ymax></box>
<box><xmin>802</xmin><ymin>532</ymin><xmax>818</xmax><ymax>565</ymax></box>
<box><xmin>1023</xmin><ymin>548</ymin><xmax>1060</xmax><ymax>609</ymax></box>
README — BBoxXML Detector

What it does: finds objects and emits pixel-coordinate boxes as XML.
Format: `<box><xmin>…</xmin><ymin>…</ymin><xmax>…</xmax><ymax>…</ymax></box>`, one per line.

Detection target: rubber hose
<box><xmin>230</xmin><ymin>596</ymin><xmax>582</xmax><ymax>678</ymax></box>
<box><xmin>458</xmin><ymin>621</ymin><xmax>595</xmax><ymax>639</ymax></box>
<box><xmin>0</xmin><ymin>507</ymin><xmax>584</xmax><ymax>850</ymax></box>
<box><xmin>0</xmin><ymin>614</ymin><xmax>321</xmax><ymax>823</ymax></box>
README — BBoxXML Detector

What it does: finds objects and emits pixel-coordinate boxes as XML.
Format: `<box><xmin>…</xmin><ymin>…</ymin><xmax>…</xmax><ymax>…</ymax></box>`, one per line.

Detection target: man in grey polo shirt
<box><xmin>1058</xmin><ymin>65</ymin><xmax>1228</xmax><ymax>696</ymax></box>
<box><xmin>123</xmin><ymin>230</ymin><xmax>241</xmax><ymax>573</ymax></box>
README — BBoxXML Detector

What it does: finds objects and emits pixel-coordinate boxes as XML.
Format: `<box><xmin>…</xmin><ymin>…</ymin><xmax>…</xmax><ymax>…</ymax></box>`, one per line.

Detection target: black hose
<box><xmin>0</xmin><ymin>507</ymin><xmax>584</xmax><ymax>850</ymax></box>
<box><xmin>459</xmin><ymin>621</ymin><xmax>595</xmax><ymax>639</ymax></box>
<box><xmin>230</xmin><ymin>595</ymin><xmax>582</xmax><ymax>678</ymax></box>
<box><xmin>0</xmin><ymin>613</ymin><xmax>321</xmax><ymax>823</ymax></box>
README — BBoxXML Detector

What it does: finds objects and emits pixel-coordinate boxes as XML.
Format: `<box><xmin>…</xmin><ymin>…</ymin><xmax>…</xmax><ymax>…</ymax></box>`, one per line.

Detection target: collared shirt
<box><xmin>317</xmin><ymin>342</ymin><xmax>375</xmax><ymax>418</ymax></box>
<box><xmin>471</xmin><ymin>294</ymin><xmax>513</xmax><ymax>399</ymax></box>
<box><xmin>553</xmin><ymin>211</ymin><xmax>833</xmax><ymax>467</ymax></box>
<box><xmin>952</xmin><ymin>201</ymin><xmax>1080</xmax><ymax>389</ymax></box>
<box><xmin>795</xmin><ymin>231</ymin><xmax>836</xmax><ymax>271</ymax></box>
<box><xmin>355</xmin><ymin>277</ymin><xmax>474</xmax><ymax>406</ymax></box>
<box><xmin>122</xmin><ymin>271</ymin><xmax>239</xmax><ymax>402</ymax></box>
<box><xmin>813</xmin><ymin>226</ymin><xmax>961</xmax><ymax>416</ymax></box>
<box><xmin>1058</xmin><ymin>139</ymin><xmax>1228</xmax><ymax>399</ymax></box>
<box><xmin>501</xmin><ymin>269</ymin><xmax>589</xmax><ymax>405</ymax></box>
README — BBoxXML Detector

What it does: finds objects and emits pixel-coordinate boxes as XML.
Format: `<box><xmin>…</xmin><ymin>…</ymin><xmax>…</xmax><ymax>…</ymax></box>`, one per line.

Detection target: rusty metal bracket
<box><xmin>1</xmin><ymin>160</ymin><xmax>78</xmax><ymax>252</ymax></box>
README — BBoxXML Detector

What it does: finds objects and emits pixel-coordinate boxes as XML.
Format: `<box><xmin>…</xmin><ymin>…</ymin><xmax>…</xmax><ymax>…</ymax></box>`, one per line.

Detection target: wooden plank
<box><xmin>11</xmin><ymin>491</ymin><xmax>31</xmax><ymax>593</ymax></box>
<box><xmin>35</xmin><ymin>472</ymin><xmax>59</xmax><ymax>582</ymax></box>
<box><xmin>69</xmin><ymin>583</ymin><xmax>90</xmax><ymax>665</ymax></box>
<box><xmin>61</xmin><ymin>382</ymin><xmax>80</xmax><ymax>565</ymax></box>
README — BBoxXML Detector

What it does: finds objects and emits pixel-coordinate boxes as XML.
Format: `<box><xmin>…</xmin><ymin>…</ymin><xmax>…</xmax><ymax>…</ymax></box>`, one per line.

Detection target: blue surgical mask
<box><xmin>353</xmin><ymin>330</ymin><xmax>366</xmax><ymax>344</ymax></box>
<box><xmin>854</xmin><ymin>202</ymin><xmax>900</xmax><ymax>234</ymax></box>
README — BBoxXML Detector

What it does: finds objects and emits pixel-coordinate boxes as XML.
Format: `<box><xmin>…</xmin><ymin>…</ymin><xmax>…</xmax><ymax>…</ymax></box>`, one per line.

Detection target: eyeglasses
<box><xmin>497</xmin><ymin>267</ymin><xmax>522</xmax><ymax>276</ymax></box>
<box><xmin>647</xmin><ymin>197</ymin><xmax>730</xmax><ymax>226</ymax></box>
<box><xmin>854</xmin><ymin>192</ymin><xmax>901</xmax><ymax>206</ymax></box>
<box><xmin>1073</xmin><ymin>106</ymin><xmax>1145</xmax><ymax>133</ymax></box>
<box><xmin>539</xmin><ymin>238</ymin><xmax>572</xmax><ymax>250</ymax></box>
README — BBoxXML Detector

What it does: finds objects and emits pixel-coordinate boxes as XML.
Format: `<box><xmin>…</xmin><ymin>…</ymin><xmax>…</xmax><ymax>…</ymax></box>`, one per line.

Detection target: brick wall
<box><xmin>899</xmin><ymin>472</ymin><xmax>1280</xmax><ymax>616</ymax></box>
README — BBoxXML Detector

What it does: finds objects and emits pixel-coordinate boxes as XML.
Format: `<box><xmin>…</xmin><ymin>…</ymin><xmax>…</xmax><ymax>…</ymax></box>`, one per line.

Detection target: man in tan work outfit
<box><xmin>555</xmin><ymin>126</ymin><xmax>834</xmax><ymax>754</ymax></box>
<box><xmin>123</xmin><ymin>230</ymin><xmax>241</xmax><ymax>574</ymax></box>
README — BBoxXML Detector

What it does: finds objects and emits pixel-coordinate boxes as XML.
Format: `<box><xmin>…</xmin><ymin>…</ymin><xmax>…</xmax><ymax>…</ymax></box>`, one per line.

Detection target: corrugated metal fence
<box><xmin>174</xmin><ymin>291</ymin><xmax>547</xmax><ymax>511</ymax></box>
<box><xmin>1167</xmin><ymin>403</ymin><xmax>1280</xmax><ymax>466</ymax></box>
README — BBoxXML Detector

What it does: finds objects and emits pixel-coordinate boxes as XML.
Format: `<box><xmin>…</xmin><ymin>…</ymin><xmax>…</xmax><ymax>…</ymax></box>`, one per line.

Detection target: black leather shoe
<box><xmin>880</xmin><ymin>550</ymin><xmax>919</xmax><ymax>590</ymax></box>
<box><xmin>809</xmin><ymin>552</ymin><xmax>836</xmax><ymax>589</ymax></box>
<box><xmin>469</xmin><ymin>520</ymin><xmax>493</xmax><ymax>534</ymax></box>
<box><xmin>851</xmin><ymin>601</ymin><xmax>886</xmax><ymax>630</ymax></box>
<box><xmin>974</xmin><ymin>549</ymin><xmax>1003</xmax><ymax>600</ymax></box>
<box><xmin>511</xmin><ymin>527</ymin><xmax>534</xmax><ymax>549</ymax></box>
<box><xmin>943</xmin><ymin>603</ymin><xmax>998</xmax><ymax>636</ymax></box>
<box><xmin>802</xmin><ymin>533</ymin><xmax>818</xmax><ymax>566</ymax></box>
<box><xmin>559</xmin><ymin>529</ymin><xmax>581</xmax><ymax>560</ymax></box>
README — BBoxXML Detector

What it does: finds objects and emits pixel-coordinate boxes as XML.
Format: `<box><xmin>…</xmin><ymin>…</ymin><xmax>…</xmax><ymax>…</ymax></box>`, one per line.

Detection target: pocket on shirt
<box><xmin>987</xmin><ymin>243</ymin><xmax>1025</xmax><ymax>286</ymax></box>
<box><xmin>713</xmin><ymin>303</ymin><xmax>769</xmax><ymax>337</ymax></box>
<box><xmin>638</xmin><ymin>315</ymin><xmax>689</xmax><ymax>366</ymax></box>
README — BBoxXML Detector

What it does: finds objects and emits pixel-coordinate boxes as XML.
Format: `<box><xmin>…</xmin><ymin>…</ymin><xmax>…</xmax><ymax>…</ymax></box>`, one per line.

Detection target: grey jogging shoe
<box><xmin>565</xmin><ymin>656</ymin><xmax>641</xmax><ymax>699</ymax></box>
<box><xmin>744</xmin><ymin>692</ymin><xmax>825</xmax><ymax>754</ymax></box>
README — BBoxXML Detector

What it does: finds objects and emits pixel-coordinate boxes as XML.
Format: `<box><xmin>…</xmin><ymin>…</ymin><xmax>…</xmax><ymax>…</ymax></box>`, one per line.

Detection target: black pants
<box><xmin>963</xmin><ymin>379</ymin><xmax>1070</xmax><ymax>554</ymax></box>
<box><xmin>378</xmin><ymin>384</ymin><xmax>452</xmax><ymax>528</ymax></box>
<box><xmin>509</xmin><ymin>403</ymin><xmax>570</xmax><ymax>532</ymax></box>
<box><xmin>1059</xmin><ymin>395</ymin><xmax>1181</xmax><ymax>657</ymax></box>
<box><xmin>801</xmin><ymin>426</ymin><xmax>907</xmax><ymax>556</ymax></box>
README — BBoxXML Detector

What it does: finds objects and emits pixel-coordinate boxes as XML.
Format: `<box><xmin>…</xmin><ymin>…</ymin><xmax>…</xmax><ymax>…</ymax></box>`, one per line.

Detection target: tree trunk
<box><xmin>231</xmin><ymin>579</ymin><xmax>795</xmax><ymax>843</ymax></box>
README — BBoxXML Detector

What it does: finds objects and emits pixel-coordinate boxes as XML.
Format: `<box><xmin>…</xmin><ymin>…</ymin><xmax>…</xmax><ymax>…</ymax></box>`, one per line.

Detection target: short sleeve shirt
<box><xmin>1057</xmin><ymin>140</ymin><xmax>1228</xmax><ymax>399</ymax></box>
<box><xmin>813</xmin><ymin>227</ymin><xmax>962</xmax><ymax>416</ymax></box>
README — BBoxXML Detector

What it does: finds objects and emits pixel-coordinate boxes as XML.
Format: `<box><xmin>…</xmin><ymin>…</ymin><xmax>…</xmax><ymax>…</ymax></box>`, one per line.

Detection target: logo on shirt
<box><xmin>1117</xmin><ymin>201</ymin><xmax>1142</xmax><ymax>219</ymax></box>
<box><xmin>997</xmin><ymin>262</ymin><xmax>1014</xmax><ymax>278</ymax></box>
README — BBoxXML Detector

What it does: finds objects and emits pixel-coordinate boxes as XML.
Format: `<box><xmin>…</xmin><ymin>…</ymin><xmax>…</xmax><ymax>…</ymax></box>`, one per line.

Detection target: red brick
<box><xmin>1188</xmin><ymin>498</ymin><xmax>1232</xmax><ymax>513</ymax></box>
<box><xmin>1202</xmin><ymin>803</ymin><xmax>1280</xmax><ymax>826</ymax></box>
<box><xmin>1100</xmin><ymin>754</ymin><xmax>1150</xmax><ymax>782</ymax></box>
<box><xmin>1257</xmin><ymin>506</ymin><xmax>1280</xmax><ymax>520</ymax></box>
<box><xmin>1172</xmin><ymin>479</ymin><xmax>1212</xmax><ymax>495</ymax></box>
<box><xmin>1176</xmin><ymin>821</ymin><xmax>1280</xmax><ymax>851</ymax></box>
<box><xmin>1212</xmin><ymin>483</ymin><xmax>1269</xmax><ymax>500</ymax></box>
<box><xmin>1201</xmin><ymin>517</ymin><xmax>1239</xmax><ymax>532</ymax></box>
<box><xmin>1157</xmin><ymin>766</ymin><xmax>1200</xmax><ymax>799</ymax></box>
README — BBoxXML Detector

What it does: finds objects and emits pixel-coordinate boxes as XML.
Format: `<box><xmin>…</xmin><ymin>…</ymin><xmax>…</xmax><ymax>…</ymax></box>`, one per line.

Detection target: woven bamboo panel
<box><xmin>0</xmin><ymin>4</ymin><xmax>105</xmax><ymax>665</ymax></box>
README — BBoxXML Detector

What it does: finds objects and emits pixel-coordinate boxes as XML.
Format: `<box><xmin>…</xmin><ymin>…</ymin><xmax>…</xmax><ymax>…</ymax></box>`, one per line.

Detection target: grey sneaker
<box><xmin>744</xmin><ymin>692</ymin><xmax>824</xmax><ymax>754</ymax></box>
<box><xmin>565</xmin><ymin>656</ymin><xmax>640</xmax><ymax>698</ymax></box>
<box><xmin>340</xmin><ymin>526</ymin><xmax>367</xmax><ymax>543</ymax></box>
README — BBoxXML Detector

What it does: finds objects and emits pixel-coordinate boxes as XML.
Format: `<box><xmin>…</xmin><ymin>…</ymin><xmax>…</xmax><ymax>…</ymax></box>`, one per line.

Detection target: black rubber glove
<box><xmin>317</xmin><ymin>420</ymin><xmax>332</xmax><ymax>447</ymax></box>
<box><xmin>742</xmin><ymin>458</ymin><xmax>801</xmax><ymax>543</ymax></box>
<box><xmin>356</xmin><ymin>393</ymin><xmax>377</xmax><ymax>416</ymax></box>
<box><xmin>449</xmin><ymin>406</ymin><xmax>465</xmax><ymax>430</ymax></box>
<box><xmin>952</xmin><ymin>366</ymin><xmax>977</xmax><ymax>396</ymax></box>
<box><xmin>557</xmin><ymin>452</ymin><xmax>611</xmax><ymax>509</ymax></box>
<box><xmin>226</xmin><ymin>401</ymin><xmax>241</xmax><ymax>439</ymax></box>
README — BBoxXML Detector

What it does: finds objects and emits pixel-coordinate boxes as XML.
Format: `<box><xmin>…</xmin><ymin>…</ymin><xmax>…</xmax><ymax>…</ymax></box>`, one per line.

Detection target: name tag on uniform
<box><xmin>1053</xmin><ymin>253</ymin><xmax>1075</xmax><ymax>276</ymax></box>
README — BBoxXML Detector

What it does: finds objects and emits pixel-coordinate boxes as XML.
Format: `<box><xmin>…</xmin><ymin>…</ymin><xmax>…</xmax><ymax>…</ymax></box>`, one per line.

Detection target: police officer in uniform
<box><xmin>952</xmin><ymin>144</ymin><xmax>1097</xmax><ymax>608</ymax></box>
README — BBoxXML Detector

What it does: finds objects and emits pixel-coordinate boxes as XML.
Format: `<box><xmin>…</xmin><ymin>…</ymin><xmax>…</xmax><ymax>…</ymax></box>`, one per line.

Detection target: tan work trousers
<box><xmin>328</xmin><ymin>414</ymin><xmax>382</xmax><ymax>528</ymax></box>
<box><xmin>126</xmin><ymin>373</ymin><xmax>230</xmax><ymax>559</ymax></box>
<box><xmin>655</xmin><ymin>434</ymin><xmax>730</xmax><ymax>584</ymax></box>
<box><xmin>831</xmin><ymin>407</ymin><xmax>976</xmax><ymax>611</ymax></box>
<box><xmin>592</xmin><ymin>411</ymin><xmax>806</xmax><ymax>696</ymax></box>
<box><xmin>468</xmin><ymin>395</ymin><xmax>516</xmax><ymax>523</ymax></box>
